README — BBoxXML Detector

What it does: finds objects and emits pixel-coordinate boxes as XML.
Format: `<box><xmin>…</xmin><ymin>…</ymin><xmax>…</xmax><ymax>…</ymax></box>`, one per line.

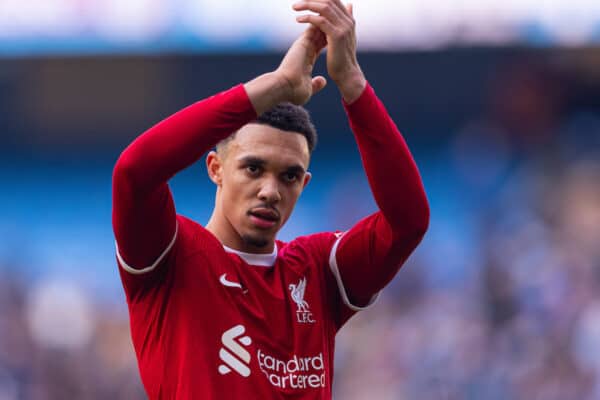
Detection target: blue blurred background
<box><xmin>1</xmin><ymin>1</ymin><xmax>600</xmax><ymax>399</ymax></box>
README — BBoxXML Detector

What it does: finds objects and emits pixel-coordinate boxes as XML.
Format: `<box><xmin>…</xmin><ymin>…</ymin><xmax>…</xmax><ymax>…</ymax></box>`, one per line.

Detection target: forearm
<box><xmin>335</xmin><ymin>68</ymin><xmax>367</xmax><ymax>104</ymax></box>
<box><xmin>244</xmin><ymin>72</ymin><xmax>292</xmax><ymax>116</ymax></box>
<box><xmin>344</xmin><ymin>83</ymin><xmax>430</xmax><ymax>237</ymax></box>
<box><xmin>114</xmin><ymin>84</ymin><xmax>257</xmax><ymax>191</ymax></box>
<box><xmin>333</xmin><ymin>83</ymin><xmax>430</xmax><ymax>305</ymax></box>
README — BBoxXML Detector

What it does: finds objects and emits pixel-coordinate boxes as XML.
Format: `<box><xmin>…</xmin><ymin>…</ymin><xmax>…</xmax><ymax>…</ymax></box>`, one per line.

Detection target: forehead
<box><xmin>226</xmin><ymin>123</ymin><xmax>310</xmax><ymax>168</ymax></box>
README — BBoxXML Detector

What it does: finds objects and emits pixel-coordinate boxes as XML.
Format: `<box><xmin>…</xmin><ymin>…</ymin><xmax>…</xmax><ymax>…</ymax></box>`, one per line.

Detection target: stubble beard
<box><xmin>241</xmin><ymin>233</ymin><xmax>270</xmax><ymax>249</ymax></box>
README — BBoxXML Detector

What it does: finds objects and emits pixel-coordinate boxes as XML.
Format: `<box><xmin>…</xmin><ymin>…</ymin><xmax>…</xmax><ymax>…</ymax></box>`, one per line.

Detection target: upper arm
<box><xmin>112</xmin><ymin>156</ymin><xmax>178</xmax><ymax>276</ymax></box>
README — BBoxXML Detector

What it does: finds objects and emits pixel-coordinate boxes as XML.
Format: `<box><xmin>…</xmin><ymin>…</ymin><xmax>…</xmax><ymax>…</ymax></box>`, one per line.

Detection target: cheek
<box><xmin>220</xmin><ymin>188</ymin><xmax>249</xmax><ymax>230</ymax></box>
<box><xmin>220</xmin><ymin>176</ymin><xmax>257</xmax><ymax>217</ymax></box>
<box><xmin>223</xmin><ymin>170</ymin><xmax>254</xmax><ymax>197</ymax></box>
<box><xmin>281</xmin><ymin>186</ymin><xmax>303</xmax><ymax>211</ymax></box>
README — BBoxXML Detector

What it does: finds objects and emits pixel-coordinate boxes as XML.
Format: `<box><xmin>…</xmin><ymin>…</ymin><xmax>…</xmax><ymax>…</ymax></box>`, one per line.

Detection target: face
<box><xmin>206</xmin><ymin>123</ymin><xmax>311</xmax><ymax>253</ymax></box>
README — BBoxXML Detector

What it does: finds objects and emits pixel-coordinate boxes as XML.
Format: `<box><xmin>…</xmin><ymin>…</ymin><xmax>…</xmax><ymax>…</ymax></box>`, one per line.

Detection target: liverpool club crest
<box><xmin>289</xmin><ymin>277</ymin><xmax>315</xmax><ymax>324</ymax></box>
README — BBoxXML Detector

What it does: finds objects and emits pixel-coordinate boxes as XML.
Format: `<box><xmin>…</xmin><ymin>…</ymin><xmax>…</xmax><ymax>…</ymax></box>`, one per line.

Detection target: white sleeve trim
<box><xmin>115</xmin><ymin>222</ymin><xmax>178</xmax><ymax>275</ymax></box>
<box><xmin>328</xmin><ymin>233</ymin><xmax>380</xmax><ymax>312</ymax></box>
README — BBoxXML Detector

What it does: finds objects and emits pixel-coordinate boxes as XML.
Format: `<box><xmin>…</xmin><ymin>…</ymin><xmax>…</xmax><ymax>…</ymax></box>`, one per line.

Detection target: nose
<box><xmin>257</xmin><ymin>177</ymin><xmax>281</xmax><ymax>204</ymax></box>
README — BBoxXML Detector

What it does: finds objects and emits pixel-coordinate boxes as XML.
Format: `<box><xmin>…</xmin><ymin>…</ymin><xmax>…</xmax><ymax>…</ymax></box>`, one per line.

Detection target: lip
<box><xmin>248</xmin><ymin>207</ymin><xmax>279</xmax><ymax>221</ymax></box>
<box><xmin>248</xmin><ymin>207</ymin><xmax>280</xmax><ymax>229</ymax></box>
<box><xmin>249</xmin><ymin>214</ymin><xmax>278</xmax><ymax>229</ymax></box>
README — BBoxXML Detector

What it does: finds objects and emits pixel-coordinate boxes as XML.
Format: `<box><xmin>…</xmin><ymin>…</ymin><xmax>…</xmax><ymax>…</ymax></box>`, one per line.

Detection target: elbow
<box><xmin>412</xmin><ymin>188</ymin><xmax>431</xmax><ymax>238</ymax></box>
<box><xmin>415</xmin><ymin>201</ymin><xmax>430</xmax><ymax>238</ymax></box>
<box><xmin>113</xmin><ymin>149</ymin><xmax>143</xmax><ymax>190</ymax></box>
<box><xmin>380</xmin><ymin>192</ymin><xmax>431</xmax><ymax>245</ymax></box>
<box><xmin>393</xmin><ymin>201</ymin><xmax>430</xmax><ymax>243</ymax></box>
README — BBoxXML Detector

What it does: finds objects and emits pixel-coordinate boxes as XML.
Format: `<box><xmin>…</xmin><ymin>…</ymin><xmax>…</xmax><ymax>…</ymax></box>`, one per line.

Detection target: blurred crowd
<box><xmin>0</xmin><ymin>274</ymin><xmax>144</xmax><ymax>399</ymax></box>
<box><xmin>1</xmin><ymin>59</ymin><xmax>599</xmax><ymax>399</ymax></box>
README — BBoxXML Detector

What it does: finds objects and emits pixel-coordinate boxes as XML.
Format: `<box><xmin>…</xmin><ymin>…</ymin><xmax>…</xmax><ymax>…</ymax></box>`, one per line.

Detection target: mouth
<box><xmin>247</xmin><ymin>207</ymin><xmax>280</xmax><ymax>229</ymax></box>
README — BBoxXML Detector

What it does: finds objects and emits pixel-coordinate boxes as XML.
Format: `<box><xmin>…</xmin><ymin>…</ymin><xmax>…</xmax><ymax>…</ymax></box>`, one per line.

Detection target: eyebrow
<box><xmin>238</xmin><ymin>156</ymin><xmax>266</xmax><ymax>166</ymax></box>
<box><xmin>238</xmin><ymin>156</ymin><xmax>306</xmax><ymax>174</ymax></box>
<box><xmin>284</xmin><ymin>165</ymin><xmax>306</xmax><ymax>175</ymax></box>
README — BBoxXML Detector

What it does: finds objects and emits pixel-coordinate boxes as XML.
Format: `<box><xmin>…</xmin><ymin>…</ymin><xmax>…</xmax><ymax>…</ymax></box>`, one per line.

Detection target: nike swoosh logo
<box><xmin>220</xmin><ymin>274</ymin><xmax>243</xmax><ymax>289</ymax></box>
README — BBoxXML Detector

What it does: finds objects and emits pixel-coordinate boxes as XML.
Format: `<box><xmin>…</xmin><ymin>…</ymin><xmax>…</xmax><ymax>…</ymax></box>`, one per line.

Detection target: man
<box><xmin>112</xmin><ymin>1</ymin><xmax>429</xmax><ymax>398</ymax></box>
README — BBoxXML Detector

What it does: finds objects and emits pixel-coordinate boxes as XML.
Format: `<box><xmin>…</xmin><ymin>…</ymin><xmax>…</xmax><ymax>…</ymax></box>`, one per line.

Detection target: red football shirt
<box><xmin>112</xmin><ymin>82</ymin><xmax>429</xmax><ymax>399</ymax></box>
<box><xmin>117</xmin><ymin>215</ymin><xmax>372</xmax><ymax>399</ymax></box>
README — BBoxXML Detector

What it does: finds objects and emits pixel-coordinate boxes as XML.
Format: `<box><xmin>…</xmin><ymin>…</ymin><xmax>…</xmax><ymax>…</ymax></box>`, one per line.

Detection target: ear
<box><xmin>206</xmin><ymin>151</ymin><xmax>223</xmax><ymax>186</ymax></box>
<box><xmin>302</xmin><ymin>171</ymin><xmax>312</xmax><ymax>188</ymax></box>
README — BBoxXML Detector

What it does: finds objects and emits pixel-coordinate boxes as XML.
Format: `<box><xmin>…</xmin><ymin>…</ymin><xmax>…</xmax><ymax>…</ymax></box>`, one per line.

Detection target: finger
<box><xmin>305</xmin><ymin>23</ymin><xmax>327</xmax><ymax>44</ymax></box>
<box><xmin>311</xmin><ymin>75</ymin><xmax>327</xmax><ymax>95</ymax></box>
<box><xmin>332</xmin><ymin>0</ymin><xmax>351</xmax><ymax>15</ymax></box>
<box><xmin>296</xmin><ymin>14</ymin><xmax>337</xmax><ymax>37</ymax></box>
<box><xmin>304</xmin><ymin>23</ymin><xmax>321</xmax><ymax>39</ymax></box>
<box><xmin>293</xmin><ymin>1</ymin><xmax>342</xmax><ymax>22</ymax></box>
<box><xmin>302</xmin><ymin>31</ymin><xmax>326</xmax><ymax>65</ymax></box>
<box><xmin>346</xmin><ymin>3</ymin><xmax>353</xmax><ymax>16</ymax></box>
<box><xmin>294</xmin><ymin>0</ymin><xmax>348</xmax><ymax>16</ymax></box>
<box><xmin>303</xmin><ymin>24</ymin><xmax>327</xmax><ymax>52</ymax></box>
<box><xmin>312</xmin><ymin>0</ymin><xmax>351</xmax><ymax>18</ymax></box>
<box><xmin>315</xmin><ymin>28</ymin><xmax>327</xmax><ymax>49</ymax></box>
<box><xmin>294</xmin><ymin>1</ymin><xmax>353</xmax><ymax>38</ymax></box>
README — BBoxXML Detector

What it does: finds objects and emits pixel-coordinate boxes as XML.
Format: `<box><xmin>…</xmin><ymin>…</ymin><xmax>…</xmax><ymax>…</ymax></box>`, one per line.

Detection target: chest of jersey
<box><xmin>164</xmin><ymin>246</ymin><xmax>334</xmax><ymax>398</ymax></box>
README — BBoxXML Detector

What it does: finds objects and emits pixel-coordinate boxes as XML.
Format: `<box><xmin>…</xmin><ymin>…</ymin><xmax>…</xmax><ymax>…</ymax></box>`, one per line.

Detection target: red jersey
<box><xmin>117</xmin><ymin>215</ymin><xmax>370</xmax><ymax>399</ymax></box>
<box><xmin>112</xmin><ymin>82</ymin><xmax>429</xmax><ymax>399</ymax></box>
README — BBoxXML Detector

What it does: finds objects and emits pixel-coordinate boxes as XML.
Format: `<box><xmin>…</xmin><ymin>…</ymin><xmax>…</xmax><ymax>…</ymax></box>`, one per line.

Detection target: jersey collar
<box><xmin>222</xmin><ymin>244</ymin><xmax>277</xmax><ymax>267</ymax></box>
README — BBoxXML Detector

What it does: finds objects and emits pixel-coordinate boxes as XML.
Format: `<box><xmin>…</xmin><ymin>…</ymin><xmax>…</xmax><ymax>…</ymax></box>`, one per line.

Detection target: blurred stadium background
<box><xmin>1</xmin><ymin>1</ymin><xmax>600</xmax><ymax>399</ymax></box>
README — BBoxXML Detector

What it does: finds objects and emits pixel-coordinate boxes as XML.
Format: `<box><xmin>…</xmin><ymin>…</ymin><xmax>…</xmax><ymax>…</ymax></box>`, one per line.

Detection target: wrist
<box><xmin>270</xmin><ymin>70</ymin><xmax>297</xmax><ymax>104</ymax></box>
<box><xmin>244</xmin><ymin>72</ymin><xmax>291</xmax><ymax>115</ymax></box>
<box><xmin>335</xmin><ymin>69</ymin><xmax>367</xmax><ymax>104</ymax></box>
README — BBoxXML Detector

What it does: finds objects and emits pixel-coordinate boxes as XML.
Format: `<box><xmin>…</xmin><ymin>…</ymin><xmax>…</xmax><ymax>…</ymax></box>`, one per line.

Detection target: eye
<box><xmin>245</xmin><ymin>165</ymin><xmax>261</xmax><ymax>176</ymax></box>
<box><xmin>282</xmin><ymin>172</ymin><xmax>300</xmax><ymax>183</ymax></box>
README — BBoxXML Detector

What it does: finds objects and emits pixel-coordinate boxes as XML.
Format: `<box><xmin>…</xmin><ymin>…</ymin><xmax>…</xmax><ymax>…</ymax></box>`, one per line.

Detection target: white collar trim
<box><xmin>223</xmin><ymin>244</ymin><xmax>277</xmax><ymax>267</ymax></box>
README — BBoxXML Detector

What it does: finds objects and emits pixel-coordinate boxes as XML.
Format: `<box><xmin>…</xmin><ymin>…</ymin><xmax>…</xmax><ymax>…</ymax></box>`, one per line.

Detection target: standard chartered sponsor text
<box><xmin>257</xmin><ymin>349</ymin><xmax>326</xmax><ymax>389</ymax></box>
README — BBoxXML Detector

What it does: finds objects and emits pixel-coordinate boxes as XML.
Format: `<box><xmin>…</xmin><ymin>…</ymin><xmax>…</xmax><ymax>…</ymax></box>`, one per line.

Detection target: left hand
<box><xmin>293</xmin><ymin>0</ymin><xmax>366</xmax><ymax>102</ymax></box>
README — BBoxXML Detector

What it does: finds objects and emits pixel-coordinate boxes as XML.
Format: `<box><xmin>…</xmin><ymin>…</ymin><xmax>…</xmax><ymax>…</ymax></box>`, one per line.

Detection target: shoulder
<box><xmin>175</xmin><ymin>214</ymin><xmax>225</xmax><ymax>260</ymax></box>
<box><xmin>278</xmin><ymin>231</ymin><xmax>344</xmax><ymax>264</ymax></box>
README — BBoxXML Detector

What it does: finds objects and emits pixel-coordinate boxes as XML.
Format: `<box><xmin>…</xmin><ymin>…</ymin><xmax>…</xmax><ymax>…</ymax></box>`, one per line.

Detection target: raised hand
<box><xmin>293</xmin><ymin>0</ymin><xmax>366</xmax><ymax>103</ymax></box>
<box><xmin>275</xmin><ymin>24</ymin><xmax>328</xmax><ymax>106</ymax></box>
<box><xmin>243</xmin><ymin>25</ymin><xmax>327</xmax><ymax>114</ymax></box>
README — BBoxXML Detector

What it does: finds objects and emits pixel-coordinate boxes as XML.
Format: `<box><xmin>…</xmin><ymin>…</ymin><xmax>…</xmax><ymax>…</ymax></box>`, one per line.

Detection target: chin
<box><xmin>241</xmin><ymin>234</ymin><xmax>271</xmax><ymax>249</ymax></box>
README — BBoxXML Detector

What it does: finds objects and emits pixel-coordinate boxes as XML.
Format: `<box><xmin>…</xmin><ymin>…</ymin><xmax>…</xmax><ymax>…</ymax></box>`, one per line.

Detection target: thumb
<box><xmin>346</xmin><ymin>3</ymin><xmax>353</xmax><ymax>16</ymax></box>
<box><xmin>311</xmin><ymin>76</ymin><xmax>327</xmax><ymax>95</ymax></box>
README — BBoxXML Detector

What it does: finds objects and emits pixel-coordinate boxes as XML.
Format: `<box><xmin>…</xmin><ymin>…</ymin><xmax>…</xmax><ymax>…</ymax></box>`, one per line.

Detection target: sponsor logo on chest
<box><xmin>218</xmin><ymin>325</ymin><xmax>252</xmax><ymax>377</ymax></box>
<box><xmin>217</xmin><ymin>324</ymin><xmax>326</xmax><ymax>389</ymax></box>
<box><xmin>288</xmin><ymin>277</ymin><xmax>315</xmax><ymax>324</ymax></box>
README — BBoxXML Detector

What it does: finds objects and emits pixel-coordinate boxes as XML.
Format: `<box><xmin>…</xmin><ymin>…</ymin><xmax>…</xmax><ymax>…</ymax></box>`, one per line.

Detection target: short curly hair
<box><xmin>217</xmin><ymin>102</ymin><xmax>317</xmax><ymax>154</ymax></box>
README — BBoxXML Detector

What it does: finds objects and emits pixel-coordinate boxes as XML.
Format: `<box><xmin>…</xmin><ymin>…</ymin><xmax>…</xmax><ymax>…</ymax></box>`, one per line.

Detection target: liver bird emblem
<box><xmin>289</xmin><ymin>277</ymin><xmax>309</xmax><ymax>312</ymax></box>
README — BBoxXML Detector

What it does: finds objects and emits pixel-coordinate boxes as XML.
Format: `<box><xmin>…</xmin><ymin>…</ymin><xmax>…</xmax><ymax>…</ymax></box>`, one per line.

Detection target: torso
<box><xmin>120</xmin><ymin>215</ymin><xmax>346</xmax><ymax>400</ymax></box>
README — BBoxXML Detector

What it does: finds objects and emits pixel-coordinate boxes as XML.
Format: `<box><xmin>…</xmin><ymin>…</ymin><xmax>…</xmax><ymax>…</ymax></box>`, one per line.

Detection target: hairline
<box><xmin>216</xmin><ymin>122</ymin><xmax>313</xmax><ymax>157</ymax></box>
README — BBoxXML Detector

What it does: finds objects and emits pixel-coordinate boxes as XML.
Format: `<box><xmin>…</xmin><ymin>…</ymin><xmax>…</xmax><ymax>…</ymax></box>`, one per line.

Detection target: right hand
<box><xmin>275</xmin><ymin>25</ymin><xmax>328</xmax><ymax>105</ymax></box>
